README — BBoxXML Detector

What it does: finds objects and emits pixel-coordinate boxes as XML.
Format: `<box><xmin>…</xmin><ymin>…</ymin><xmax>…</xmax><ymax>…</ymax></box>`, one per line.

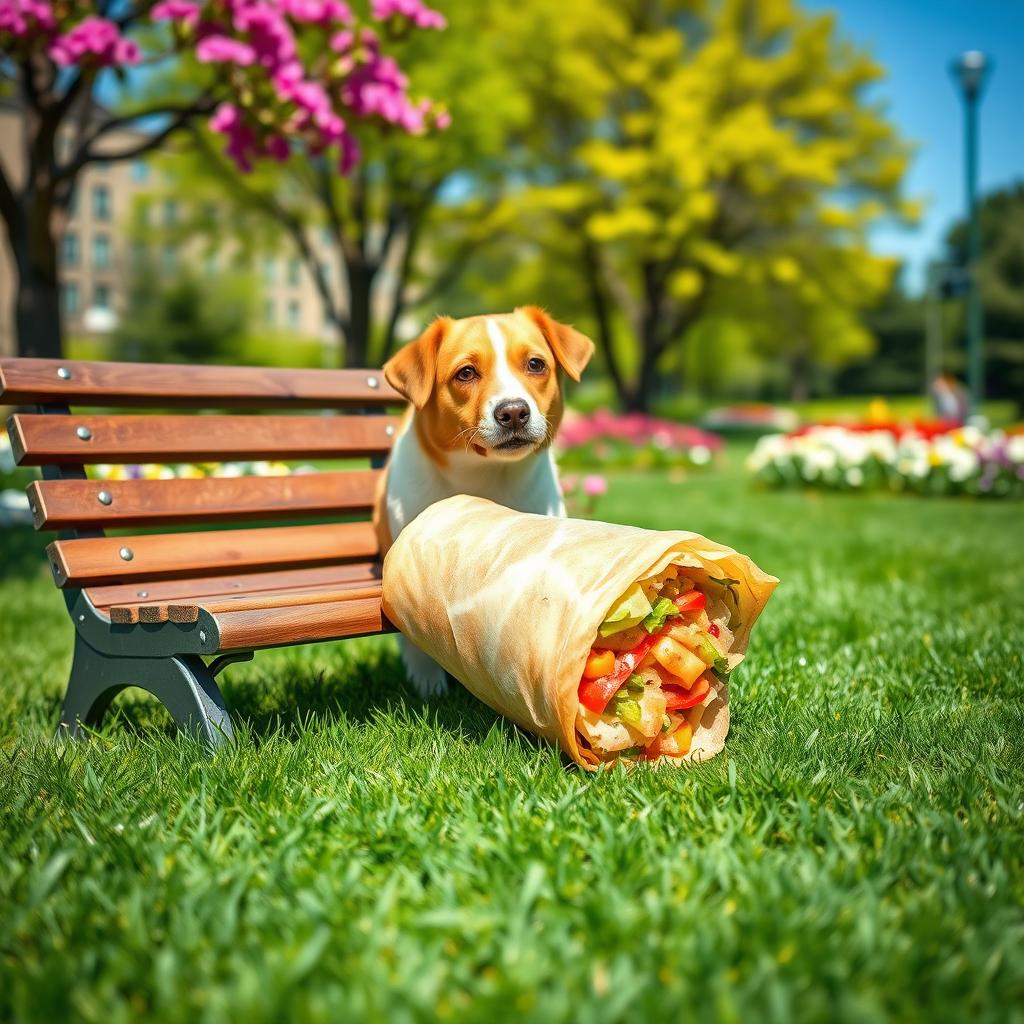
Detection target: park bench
<box><xmin>0</xmin><ymin>357</ymin><xmax>402</xmax><ymax>748</ymax></box>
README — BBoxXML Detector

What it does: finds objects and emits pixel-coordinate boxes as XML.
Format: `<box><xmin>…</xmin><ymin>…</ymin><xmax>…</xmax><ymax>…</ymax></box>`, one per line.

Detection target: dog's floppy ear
<box><xmin>518</xmin><ymin>306</ymin><xmax>594</xmax><ymax>382</ymax></box>
<box><xmin>383</xmin><ymin>317</ymin><xmax>452</xmax><ymax>409</ymax></box>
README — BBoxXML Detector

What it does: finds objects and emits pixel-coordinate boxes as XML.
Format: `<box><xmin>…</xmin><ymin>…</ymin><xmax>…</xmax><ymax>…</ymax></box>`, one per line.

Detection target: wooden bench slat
<box><xmin>9</xmin><ymin>413</ymin><xmax>398</xmax><ymax>466</ymax></box>
<box><xmin>48</xmin><ymin>521</ymin><xmax>379</xmax><ymax>588</ymax></box>
<box><xmin>28</xmin><ymin>469</ymin><xmax>381</xmax><ymax>529</ymax></box>
<box><xmin>0</xmin><ymin>358</ymin><xmax>400</xmax><ymax>408</ymax></box>
<box><xmin>107</xmin><ymin>578</ymin><xmax>383</xmax><ymax>625</ymax></box>
<box><xmin>86</xmin><ymin>562</ymin><xmax>379</xmax><ymax>609</ymax></box>
<box><xmin>214</xmin><ymin>596</ymin><xmax>391</xmax><ymax>651</ymax></box>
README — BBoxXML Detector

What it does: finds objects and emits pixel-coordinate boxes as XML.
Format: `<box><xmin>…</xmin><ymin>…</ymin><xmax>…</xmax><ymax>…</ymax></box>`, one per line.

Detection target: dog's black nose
<box><xmin>494</xmin><ymin>399</ymin><xmax>530</xmax><ymax>430</ymax></box>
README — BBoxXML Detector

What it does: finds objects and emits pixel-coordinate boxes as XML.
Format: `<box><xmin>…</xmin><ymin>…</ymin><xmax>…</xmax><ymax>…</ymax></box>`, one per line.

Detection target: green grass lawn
<box><xmin>2</xmin><ymin>456</ymin><xmax>1022</xmax><ymax>1023</ymax></box>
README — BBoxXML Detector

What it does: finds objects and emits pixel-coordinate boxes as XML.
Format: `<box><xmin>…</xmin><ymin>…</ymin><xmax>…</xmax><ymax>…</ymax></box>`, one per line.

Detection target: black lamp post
<box><xmin>949</xmin><ymin>50</ymin><xmax>991</xmax><ymax>416</ymax></box>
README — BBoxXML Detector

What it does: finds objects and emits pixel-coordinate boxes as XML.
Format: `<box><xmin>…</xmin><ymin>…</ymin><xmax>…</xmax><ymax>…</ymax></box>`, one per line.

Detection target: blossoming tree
<box><xmin>0</xmin><ymin>0</ymin><xmax>448</xmax><ymax>359</ymax></box>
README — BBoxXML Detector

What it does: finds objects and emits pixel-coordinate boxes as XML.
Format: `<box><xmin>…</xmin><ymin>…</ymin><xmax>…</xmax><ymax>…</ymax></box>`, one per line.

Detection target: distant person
<box><xmin>930</xmin><ymin>373</ymin><xmax>968</xmax><ymax>424</ymax></box>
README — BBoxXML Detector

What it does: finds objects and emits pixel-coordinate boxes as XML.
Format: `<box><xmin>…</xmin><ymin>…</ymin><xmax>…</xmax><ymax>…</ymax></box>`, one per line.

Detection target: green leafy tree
<box><xmin>946</xmin><ymin>182</ymin><xmax>1024</xmax><ymax>409</ymax></box>
<box><xmin>489</xmin><ymin>0</ymin><xmax>915</xmax><ymax>409</ymax></box>
<box><xmin>112</xmin><ymin>260</ymin><xmax>254</xmax><ymax>365</ymax></box>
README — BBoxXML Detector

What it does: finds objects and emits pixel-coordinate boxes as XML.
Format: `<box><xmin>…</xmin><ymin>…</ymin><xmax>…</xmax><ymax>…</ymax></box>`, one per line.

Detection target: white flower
<box><xmin>1007</xmin><ymin>435</ymin><xmax>1024</xmax><ymax>465</ymax></box>
<box><xmin>947</xmin><ymin>448</ymin><xmax>979</xmax><ymax>482</ymax></box>
<box><xmin>690</xmin><ymin>444</ymin><xmax>711</xmax><ymax>466</ymax></box>
<box><xmin>845</xmin><ymin>467</ymin><xmax>864</xmax><ymax>487</ymax></box>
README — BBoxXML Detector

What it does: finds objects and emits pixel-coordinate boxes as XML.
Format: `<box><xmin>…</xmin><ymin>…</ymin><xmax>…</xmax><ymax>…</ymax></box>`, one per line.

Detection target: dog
<box><xmin>374</xmin><ymin>306</ymin><xmax>594</xmax><ymax>696</ymax></box>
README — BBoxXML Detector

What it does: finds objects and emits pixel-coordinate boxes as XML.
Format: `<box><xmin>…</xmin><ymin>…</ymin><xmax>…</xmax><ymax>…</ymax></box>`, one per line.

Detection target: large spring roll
<box><xmin>381</xmin><ymin>495</ymin><xmax>777</xmax><ymax>769</ymax></box>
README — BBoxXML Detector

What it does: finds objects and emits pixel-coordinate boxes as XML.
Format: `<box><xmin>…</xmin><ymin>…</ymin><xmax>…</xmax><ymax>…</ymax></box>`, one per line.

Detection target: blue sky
<box><xmin>802</xmin><ymin>0</ymin><xmax>1024</xmax><ymax>293</ymax></box>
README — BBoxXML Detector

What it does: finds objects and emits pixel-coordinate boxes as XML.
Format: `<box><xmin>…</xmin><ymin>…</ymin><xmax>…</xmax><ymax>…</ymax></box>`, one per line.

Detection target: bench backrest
<box><xmin>0</xmin><ymin>357</ymin><xmax>402</xmax><ymax>592</ymax></box>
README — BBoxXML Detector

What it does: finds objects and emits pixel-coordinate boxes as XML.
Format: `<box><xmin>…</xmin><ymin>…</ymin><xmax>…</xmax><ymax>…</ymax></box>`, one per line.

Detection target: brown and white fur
<box><xmin>374</xmin><ymin>306</ymin><xmax>594</xmax><ymax>696</ymax></box>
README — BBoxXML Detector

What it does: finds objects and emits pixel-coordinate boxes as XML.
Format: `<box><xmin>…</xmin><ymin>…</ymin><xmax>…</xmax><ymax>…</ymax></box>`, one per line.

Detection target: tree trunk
<box><xmin>788</xmin><ymin>347</ymin><xmax>811</xmax><ymax>403</ymax></box>
<box><xmin>6</xmin><ymin>193</ymin><xmax>64</xmax><ymax>359</ymax></box>
<box><xmin>343</xmin><ymin>259</ymin><xmax>376</xmax><ymax>368</ymax></box>
<box><xmin>580</xmin><ymin>239</ymin><xmax>632</xmax><ymax>409</ymax></box>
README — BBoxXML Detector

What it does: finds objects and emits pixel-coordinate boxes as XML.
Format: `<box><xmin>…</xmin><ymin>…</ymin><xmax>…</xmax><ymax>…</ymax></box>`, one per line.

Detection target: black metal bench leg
<box><xmin>57</xmin><ymin>633</ymin><xmax>235</xmax><ymax>749</ymax></box>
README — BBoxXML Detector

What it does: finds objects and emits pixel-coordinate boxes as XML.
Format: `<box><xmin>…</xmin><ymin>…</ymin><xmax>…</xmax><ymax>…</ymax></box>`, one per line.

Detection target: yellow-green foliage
<box><xmin>482</xmin><ymin>0</ymin><xmax>917</xmax><ymax>403</ymax></box>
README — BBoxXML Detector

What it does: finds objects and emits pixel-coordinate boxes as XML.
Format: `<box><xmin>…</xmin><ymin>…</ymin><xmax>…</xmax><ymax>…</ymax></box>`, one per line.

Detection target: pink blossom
<box><xmin>329</xmin><ymin>28</ymin><xmax>354</xmax><ymax>52</ymax></box>
<box><xmin>197</xmin><ymin>34</ymin><xmax>257</xmax><ymax>65</ymax></box>
<box><xmin>233</xmin><ymin>3</ymin><xmax>296</xmax><ymax>68</ymax></box>
<box><xmin>337</xmin><ymin>130</ymin><xmax>360</xmax><ymax>174</ymax></box>
<box><xmin>434</xmin><ymin>109</ymin><xmax>452</xmax><ymax>130</ymax></box>
<box><xmin>0</xmin><ymin>0</ymin><xmax>56</xmax><ymax>36</ymax></box>
<box><xmin>371</xmin><ymin>0</ymin><xmax>446</xmax><ymax>30</ymax></box>
<box><xmin>150</xmin><ymin>1</ymin><xmax>201</xmax><ymax>27</ymax></box>
<box><xmin>560</xmin><ymin>474</ymin><xmax>579</xmax><ymax>495</ymax></box>
<box><xmin>49</xmin><ymin>16</ymin><xmax>141</xmax><ymax>67</ymax></box>
<box><xmin>582</xmin><ymin>474</ymin><xmax>608</xmax><ymax>497</ymax></box>
<box><xmin>210</xmin><ymin>102</ymin><xmax>259</xmax><ymax>172</ymax></box>
<box><xmin>279</xmin><ymin>0</ymin><xmax>353</xmax><ymax>25</ymax></box>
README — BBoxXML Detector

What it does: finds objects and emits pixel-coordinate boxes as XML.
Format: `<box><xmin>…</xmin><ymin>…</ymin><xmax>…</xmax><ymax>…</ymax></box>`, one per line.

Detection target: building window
<box><xmin>287</xmin><ymin>258</ymin><xmax>301</xmax><ymax>287</ymax></box>
<box><xmin>63</xmin><ymin>283</ymin><xmax>80</xmax><ymax>315</ymax></box>
<box><xmin>161</xmin><ymin>245</ymin><xmax>177</xmax><ymax>273</ymax></box>
<box><xmin>264</xmin><ymin>299</ymin><xmax>275</xmax><ymax>325</ymax></box>
<box><xmin>92</xmin><ymin>185</ymin><xmax>111</xmax><ymax>221</ymax></box>
<box><xmin>131</xmin><ymin>160</ymin><xmax>149</xmax><ymax>183</ymax></box>
<box><xmin>66</xmin><ymin>188</ymin><xmax>78</xmax><ymax>218</ymax></box>
<box><xmin>263</xmin><ymin>256</ymin><xmax>276</xmax><ymax>284</ymax></box>
<box><xmin>93</xmin><ymin>284</ymin><xmax>111</xmax><ymax>310</ymax></box>
<box><xmin>287</xmin><ymin>300</ymin><xmax>300</xmax><ymax>329</ymax></box>
<box><xmin>92</xmin><ymin>234</ymin><xmax>111</xmax><ymax>270</ymax></box>
<box><xmin>61</xmin><ymin>232</ymin><xmax>79</xmax><ymax>267</ymax></box>
<box><xmin>163</xmin><ymin>199</ymin><xmax>178</xmax><ymax>226</ymax></box>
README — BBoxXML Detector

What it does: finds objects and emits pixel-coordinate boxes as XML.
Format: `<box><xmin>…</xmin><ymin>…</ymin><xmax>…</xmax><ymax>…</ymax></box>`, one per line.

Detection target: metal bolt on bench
<box><xmin>1</xmin><ymin>357</ymin><xmax>402</xmax><ymax>749</ymax></box>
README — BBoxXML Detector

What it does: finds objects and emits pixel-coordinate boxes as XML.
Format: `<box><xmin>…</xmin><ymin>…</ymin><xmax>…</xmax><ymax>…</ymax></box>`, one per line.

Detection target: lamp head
<box><xmin>951</xmin><ymin>50</ymin><xmax>992</xmax><ymax>100</ymax></box>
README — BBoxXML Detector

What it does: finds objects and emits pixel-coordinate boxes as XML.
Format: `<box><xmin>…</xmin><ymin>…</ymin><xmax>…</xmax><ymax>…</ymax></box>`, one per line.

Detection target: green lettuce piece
<box><xmin>697</xmin><ymin>634</ymin><xmax>731</xmax><ymax>682</ymax></box>
<box><xmin>642</xmin><ymin>597</ymin><xmax>680</xmax><ymax>634</ymax></box>
<box><xmin>598</xmin><ymin>583</ymin><xmax>653</xmax><ymax>637</ymax></box>
<box><xmin>626</xmin><ymin>673</ymin><xmax>645</xmax><ymax>692</ymax></box>
<box><xmin>612</xmin><ymin>694</ymin><xmax>642</xmax><ymax>727</ymax></box>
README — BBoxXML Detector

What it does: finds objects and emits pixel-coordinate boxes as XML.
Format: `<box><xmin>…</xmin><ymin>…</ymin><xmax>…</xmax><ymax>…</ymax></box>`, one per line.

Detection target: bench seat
<box><xmin>1</xmin><ymin>355</ymin><xmax>404</xmax><ymax>746</ymax></box>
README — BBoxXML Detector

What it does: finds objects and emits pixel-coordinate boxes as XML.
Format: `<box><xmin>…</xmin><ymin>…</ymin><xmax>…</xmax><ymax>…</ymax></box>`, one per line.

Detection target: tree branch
<box><xmin>581</xmin><ymin>236</ymin><xmax>627</xmax><ymax>402</ymax></box>
<box><xmin>56</xmin><ymin>98</ymin><xmax>215</xmax><ymax>182</ymax></box>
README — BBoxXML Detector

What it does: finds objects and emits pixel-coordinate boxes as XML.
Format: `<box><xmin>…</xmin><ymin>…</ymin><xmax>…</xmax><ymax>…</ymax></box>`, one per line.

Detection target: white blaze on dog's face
<box><xmin>383</xmin><ymin>307</ymin><xmax>594</xmax><ymax>465</ymax></box>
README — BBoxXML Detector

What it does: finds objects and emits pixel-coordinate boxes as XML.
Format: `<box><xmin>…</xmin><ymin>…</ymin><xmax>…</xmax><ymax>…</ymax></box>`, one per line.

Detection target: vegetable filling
<box><xmin>575</xmin><ymin>565</ymin><xmax>740</xmax><ymax>762</ymax></box>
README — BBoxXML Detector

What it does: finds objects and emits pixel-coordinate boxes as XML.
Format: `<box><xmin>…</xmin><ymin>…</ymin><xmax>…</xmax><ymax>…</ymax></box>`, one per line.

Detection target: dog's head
<box><xmin>383</xmin><ymin>307</ymin><xmax>594</xmax><ymax>463</ymax></box>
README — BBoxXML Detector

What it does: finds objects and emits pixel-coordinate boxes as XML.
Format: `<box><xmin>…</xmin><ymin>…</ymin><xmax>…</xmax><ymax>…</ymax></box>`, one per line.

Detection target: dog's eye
<box><xmin>527</xmin><ymin>357</ymin><xmax>547</xmax><ymax>374</ymax></box>
<box><xmin>455</xmin><ymin>365</ymin><xmax>477</xmax><ymax>382</ymax></box>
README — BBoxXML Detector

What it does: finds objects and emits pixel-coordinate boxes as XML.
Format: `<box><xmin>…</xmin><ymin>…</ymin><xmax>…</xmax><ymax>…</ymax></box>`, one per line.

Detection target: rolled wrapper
<box><xmin>381</xmin><ymin>495</ymin><xmax>778</xmax><ymax>769</ymax></box>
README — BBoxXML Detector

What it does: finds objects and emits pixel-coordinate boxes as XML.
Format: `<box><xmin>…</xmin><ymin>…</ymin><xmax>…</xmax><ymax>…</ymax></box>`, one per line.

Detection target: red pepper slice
<box><xmin>578</xmin><ymin>675</ymin><xmax>624</xmax><ymax>714</ymax></box>
<box><xmin>577</xmin><ymin>632</ymin><xmax>662</xmax><ymax>714</ymax></box>
<box><xmin>673</xmin><ymin>590</ymin><xmax>707</xmax><ymax>614</ymax></box>
<box><xmin>662</xmin><ymin>677</ymin><xmax>711</xmax><ymax>710</ymax></box>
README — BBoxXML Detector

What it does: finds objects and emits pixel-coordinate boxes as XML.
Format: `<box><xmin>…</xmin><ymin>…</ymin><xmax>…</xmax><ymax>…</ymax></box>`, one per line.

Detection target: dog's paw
<box><xmin>400</xmin><ymin>640</ymin><xmax>449</xmax><ymax>698</ymax></box>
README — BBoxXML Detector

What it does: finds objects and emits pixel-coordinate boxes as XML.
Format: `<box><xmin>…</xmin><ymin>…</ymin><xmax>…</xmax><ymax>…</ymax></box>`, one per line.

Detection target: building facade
<box><xmin>0</xmin><ymin>103</ymin><xmax>361</xmax><ymax>359</ymax></box>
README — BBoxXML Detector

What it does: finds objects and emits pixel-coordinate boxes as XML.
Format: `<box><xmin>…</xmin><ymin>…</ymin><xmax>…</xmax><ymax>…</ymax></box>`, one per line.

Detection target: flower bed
<box><xmin>701</xmin><ymin>403</ymin><xmax>799</xmax><ymax>435</ymax></box>
<box><xmin>747</xmin><ymin>423</ymin><xmax>1024</xmax><ymax>498</ymax></box>
<box><xmin>557</xmin><ymin>409</ymin><xmax>723</xmax><ymax>470</ymax></box>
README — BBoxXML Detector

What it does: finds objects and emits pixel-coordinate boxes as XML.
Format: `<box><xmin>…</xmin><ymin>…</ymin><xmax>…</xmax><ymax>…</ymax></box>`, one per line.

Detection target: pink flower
<box><xmin>49</xmin><ymin>16</ymin><xmax>142</xmax><ymax>67</ymax></box>
<box><xmin>582</xmin><ymin>474</ymin><xmax>607</xmax><ymax>497</ymax></box>
<box><xmin>197</xmin><ymin>34</ymin><xmax>257</xmax><ymax>65</ymax></box>
<box><xmin>560</xmin><ymin>474</ymin><xmax>579</xmax><ymax>495</ymax></box>
<box><xmin>280</xmin><ymin>0</ymin><xmax>353</xmax><ymax>24</ymax></box>
<box><xmin>233</xmin><ymin>3</ymin><xmax>296</xmax><ymax>68</ymax></box>
<box><xmin>0</xmin><ymin>0</ymin><xmax>56</xmax><ymax>37</ymax></box>
<box><xmin>150</xmin><ymin>1</ymin><xmax>201</xmax><ymax>27</ymax></box>
<box><xmin>434</xmin><ymin>109</ymin><xmax>452</xmax><ymax>130</ymax></box>
<box><xmin>371</xmin><ymin>0</ymin><xmax>446</xmax><ymax>29</ymax></box>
